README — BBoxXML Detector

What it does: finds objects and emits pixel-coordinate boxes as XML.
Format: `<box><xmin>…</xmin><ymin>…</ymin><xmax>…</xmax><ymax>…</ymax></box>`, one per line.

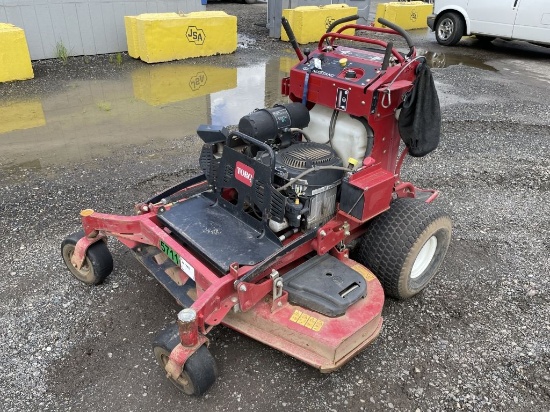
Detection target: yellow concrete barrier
<box><xmin>0</xmin><ymin>100</ymin><xmax>45</xmax><ymax>134</ymax></box>
<box><xmin>374</xmin><ymin>1</ymin><xmax>433</xmax><ymax>30</ymax></box>
<box><xmin>132</xmin><ymin>65</ymin><xmax>237</xmax><ymax>106</ymax></box>
<box><xmin>281</xmin><ymin>5</ymin><xmax>358</xmax><ymax>44</ymax></box>
<box><xmin>0</xmin><ymin>23</ymin><xmax>34</xmax><ymax>83</ymax></box>
<box><xmin>125</xmin><ymin>12</ymin><xmax>237</xmax><ymax>63</ymax></box>
<box><xmin>125</xmin><ymin>13</ymin><xmax>181</xmax><ymax>59</ymax></box>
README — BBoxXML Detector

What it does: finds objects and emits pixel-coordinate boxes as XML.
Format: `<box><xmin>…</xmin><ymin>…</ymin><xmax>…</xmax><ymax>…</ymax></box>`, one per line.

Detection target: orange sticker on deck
<box><xmin>352</xmin><ymin>264</ymin><xmax>377</xmax><ymax>282</ymax></box>
<box><xmin>289</xmin><ymin>310</ymin><xmax>324</xmax><ymax>332</ymax></box>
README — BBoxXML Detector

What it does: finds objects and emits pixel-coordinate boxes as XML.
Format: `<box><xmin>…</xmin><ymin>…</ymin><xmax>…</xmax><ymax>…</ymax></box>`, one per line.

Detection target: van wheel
<box><xmin>435</xmin><ymin>12</ymin><xmax>464</xmax><ymax>46</ymax></box>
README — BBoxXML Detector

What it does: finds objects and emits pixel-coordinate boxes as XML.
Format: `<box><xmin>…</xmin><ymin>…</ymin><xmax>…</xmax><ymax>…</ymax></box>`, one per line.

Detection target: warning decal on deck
<box><xmin>290</xmin><ymin>310</ymin><xmax>324</xmax><ymax>332</ymax></box>
<box><xmin>352</xmin><ymin>264</ymin><xmax>377</xmax><ymax>282</ymax></box>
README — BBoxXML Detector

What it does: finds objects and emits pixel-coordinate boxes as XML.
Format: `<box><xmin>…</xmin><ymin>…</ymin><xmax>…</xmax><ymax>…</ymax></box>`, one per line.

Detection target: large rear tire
<box><xmin>61</xmin><ymin>230</ymin><xmax>113</xmax><ymax>285</ymax></box>
<box><xmin>435</xmin><ymin>12</ymin><xmax>464</xmax><ymax>46</ymax></box>
<box><xmin>153</xmin><ymin>324</ymin><xmax>218</xmax><ymax>396</ymax></box>
<box><xmin>355</xmin><ymin>198</ymin><xmax>452</xmax><ymax>299</ymax></box>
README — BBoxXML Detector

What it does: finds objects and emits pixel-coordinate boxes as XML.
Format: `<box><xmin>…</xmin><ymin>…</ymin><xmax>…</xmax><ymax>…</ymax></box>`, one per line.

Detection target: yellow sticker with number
<box><xmin>289</xmin><ymin>310</ymin><xmax>324</xmax><ymax>332</ymax></box>
<box><xmin>290</xmin><ymin>310</ymin><xmax>302</xmax><ymax>322</ymax></box>
<box><xmin>297</xmin><ymin>313</ymin><xmax>310</xmax><ymax>326</ymax></box>
<box><xmin>312</xmin><ymin>319</ymin><xmax>324</xmax><ymax>331</ymax></box>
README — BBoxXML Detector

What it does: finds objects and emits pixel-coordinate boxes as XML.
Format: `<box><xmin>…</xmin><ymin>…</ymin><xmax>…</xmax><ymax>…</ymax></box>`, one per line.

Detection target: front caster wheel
<box><xmin>153</xmin><ymin>324</ymin><xmax>218</xmax><ymax>396</ymax></box>
<box><xmin>356</xmin><ymin>198</ymin><xmax>452</xmax><ymax>299</ymax></box>
<box><xmin>61</xmin><ymin>230</ymin><xmax>113</xmax><ymax>285</ymax></box>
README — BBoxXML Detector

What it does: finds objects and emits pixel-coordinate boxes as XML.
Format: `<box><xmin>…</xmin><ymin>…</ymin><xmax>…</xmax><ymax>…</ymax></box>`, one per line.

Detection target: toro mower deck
<box><xmin>62</xmin><ymin>17</ymin><xmax>451</xmax><ymax>395</ymax></box>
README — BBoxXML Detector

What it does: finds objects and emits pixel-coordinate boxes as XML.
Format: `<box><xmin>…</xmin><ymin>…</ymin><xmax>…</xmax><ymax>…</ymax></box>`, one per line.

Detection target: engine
<box><xmin>198</xmin><ymin>102</ymin><xmax>371</xmax><ymax>236</ymax></box>
<box><xmin>238</xmin><ymin>103</ymin><xmax>346</xmax><ymax>233</ymax></box>
<box><xmin>271</xmin><ymin>142</ymin><xmax>343</xmax><ymax>230</ymax></box>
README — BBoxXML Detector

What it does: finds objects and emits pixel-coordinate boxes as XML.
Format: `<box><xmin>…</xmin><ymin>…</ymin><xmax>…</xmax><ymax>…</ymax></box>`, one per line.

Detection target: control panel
<box><xmin>287</xmin><ymin>46</ymin><xmax>386</xmax><ymax>117</ymax></box>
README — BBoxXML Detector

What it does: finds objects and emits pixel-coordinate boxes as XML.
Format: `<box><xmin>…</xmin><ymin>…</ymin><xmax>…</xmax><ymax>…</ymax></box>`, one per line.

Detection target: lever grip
<box><xmin>377</xmin><ymin>17</ymin><xmax>415</xmax><ymax>55</ymax></box>
<box><xmin>281</xmin><ymin>16</ymin><xmax>304</xmax><ymax>61</ymax></box>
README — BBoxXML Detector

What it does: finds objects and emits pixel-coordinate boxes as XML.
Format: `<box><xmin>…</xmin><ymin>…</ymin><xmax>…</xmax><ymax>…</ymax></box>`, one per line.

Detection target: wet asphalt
<box><xmin>0</xmin><ymin>2</ymin><xmax>549</xmax><ymax>412</ymax></box>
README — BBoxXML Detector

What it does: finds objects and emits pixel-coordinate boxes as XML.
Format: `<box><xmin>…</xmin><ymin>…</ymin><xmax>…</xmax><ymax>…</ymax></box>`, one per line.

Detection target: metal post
<box><xmin>177</xmin><ymin>308</ymin><xmax>199</xmax><ymax>347</ymax></box>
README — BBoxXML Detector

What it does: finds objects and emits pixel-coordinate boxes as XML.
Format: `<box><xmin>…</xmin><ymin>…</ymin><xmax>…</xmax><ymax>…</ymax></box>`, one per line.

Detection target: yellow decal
<box><xmin>290</xmin><ymin>310</ymin><xmax>302</xmax><ymax>322</ymax></box>
<box><xmin>353</xmin><ymin>264</ymin><xmax>377</xmax><ymax>282</ymax></box>
<box><xmin>297</xmin><ymin>313</ymin><xmax>310</xmax><ymax>326</ymax></box>
<box><xmin>305</xmin><ymin>317</ymin><xmax>317</xmax><ymax>329</ymax></box>
<box><xmin>312</xmin><ymin>320</ymin><xmax>324</xmax><ymax>332</ymax></box>
<box><xmin>289</xmin><ymin>310</ymin><xmax>324</xmax><ymax>332</ymax></box>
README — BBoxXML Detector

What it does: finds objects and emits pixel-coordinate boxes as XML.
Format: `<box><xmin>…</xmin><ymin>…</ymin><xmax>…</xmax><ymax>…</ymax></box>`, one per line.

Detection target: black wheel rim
<box><xmin>62</xmin><ymin>245</ymin><xmax>94</xmax><ymax>283</ymax></box>
<box><xmin>157</xmin><ymin>350</ymin><xmax>195</xmax><ymax>395</ymax></box>
<box><xmin>438</xmin><ymin>18</ymin><xmax>454</xmax><ymax>41</ymax></box>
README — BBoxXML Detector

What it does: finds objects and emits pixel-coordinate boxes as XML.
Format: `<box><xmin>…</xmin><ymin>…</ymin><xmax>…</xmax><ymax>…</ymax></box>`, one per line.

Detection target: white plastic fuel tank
<box><xmin>303</xmin><ymin>105</ymin><xmax>373</xmax><ymax>169</ymax></box>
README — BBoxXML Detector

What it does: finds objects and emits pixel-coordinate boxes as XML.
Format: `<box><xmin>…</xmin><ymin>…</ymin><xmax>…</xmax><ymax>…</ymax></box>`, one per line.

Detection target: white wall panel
<box><xmin>19</xmin><ymin>6</ymin><xmax>44</xmax><ymax>58</ymax></box>
<box><xmin>62</xmin><ymin>3</ymin><xmax>85</xmax><ymax>55</ymax></box>
<box><xmin>0</xmin><ymin>1</ymin><xmax>205</xmax><ymax>59</ymax></box>
<box><xmin>75</xmin><ymin>2</ymin><xmax>96</xmax><ymax>55</ymax></box>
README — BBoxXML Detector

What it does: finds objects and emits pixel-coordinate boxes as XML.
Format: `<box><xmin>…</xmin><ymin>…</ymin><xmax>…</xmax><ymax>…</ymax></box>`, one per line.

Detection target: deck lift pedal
<box><xmin>62</xmin><ymin>16</ymin><xmax>451</xmax><ymax>395</ymax></box>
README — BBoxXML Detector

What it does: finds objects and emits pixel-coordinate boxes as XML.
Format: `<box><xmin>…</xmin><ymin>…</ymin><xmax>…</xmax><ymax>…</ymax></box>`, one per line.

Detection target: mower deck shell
<box><xmin>222</xmin><ymin>258</ymin><xmax>384</xmax><ymax>372</ymax></box>
<box><xmin>131</xmin><ymin>240</ymin><xmax>384</xmax><ymax>372</ymax></box>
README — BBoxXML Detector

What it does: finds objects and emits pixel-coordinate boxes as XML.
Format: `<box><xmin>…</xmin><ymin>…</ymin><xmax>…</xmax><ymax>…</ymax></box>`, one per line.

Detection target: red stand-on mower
<box><xmin>62</xmin><ymin>17</ymin><xmax>451</xmax><ymax>395</ymax></box>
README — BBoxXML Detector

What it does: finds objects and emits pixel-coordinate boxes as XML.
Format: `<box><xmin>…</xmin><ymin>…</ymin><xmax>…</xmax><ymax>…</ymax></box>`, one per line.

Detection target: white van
<box><xmin>427</xmin><ymin>0</ymin><xmax>550</xmax><ymax>46</ymax></box>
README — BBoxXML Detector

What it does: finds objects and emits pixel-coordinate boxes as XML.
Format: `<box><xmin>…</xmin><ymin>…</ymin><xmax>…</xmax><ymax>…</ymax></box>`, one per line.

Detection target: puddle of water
<box><xmin>0</xmin><ymin>100</ymin><xmax>46</xmax><ymax>134</ymax></box>
<box><xmin>491</xmin><ymin>58</ymin><xmax>550</xmax><ymax>85</ymax></box>
<box><xmin>132</xmin><ymin>64</ymin><xmax>238</xmax><ymax>106</ymax></box>
<box><xmin>210</xmin><ymin>56</ymin><xmax>295</xmax><ymax>126</ymax></box>
<box><xmin>0</xmin><ymin>56</ymin><xmax>296</xmax><ymax>177</ymax></box>
<box><xmin>237</xmin><ymin>33</ymin><xmax>257</xmax><ymax>49</ymax></box>
<box><xmin>418</xmin><ymin>49</ymin><xmax>498</xmax><ymax>71</ymax></box>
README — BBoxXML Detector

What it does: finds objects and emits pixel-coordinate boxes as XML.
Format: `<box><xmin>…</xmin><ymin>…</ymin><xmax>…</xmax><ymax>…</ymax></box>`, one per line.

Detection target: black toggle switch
<box><xmin>345</xmin><ymin>70</ymin><xmax>357</xmax><ymax>79</ymax></box>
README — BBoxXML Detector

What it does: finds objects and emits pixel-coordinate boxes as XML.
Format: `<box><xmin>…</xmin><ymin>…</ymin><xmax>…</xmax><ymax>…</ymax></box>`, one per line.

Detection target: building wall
<box><xmin>0</xmin><ymin>0</ymin><xmax>205</xmax><ymax>60</ymax></box>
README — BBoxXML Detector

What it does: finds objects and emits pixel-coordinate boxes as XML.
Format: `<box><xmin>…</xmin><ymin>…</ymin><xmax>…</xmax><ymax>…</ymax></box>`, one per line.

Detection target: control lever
<box><xmin>281</xmin><ymin>17</ymin><xmax>304</xmax><ymax>61</ymax></box>
<box><xmin>377</xmin><ymin>17</ymin><xmax>415</xmax><ymax>57</ymax></box>
<box><xmin>381</xmin><ymin>42</ymin><xmax>393</xmax><ymax>71</ymax></box>
<box><xmin>325</xmin><ymin>14</ymin><xmax>360</xmax><ymax>34</ymax></box>
<box><xmin>325</xmin><ymin>14</ymin><xmax>360</xmax><ymax>47</ymax></box>
<box><xmin>303</xmin><ymin>47</ymin><xmax>311</xmax><ymax>63</ymax></box>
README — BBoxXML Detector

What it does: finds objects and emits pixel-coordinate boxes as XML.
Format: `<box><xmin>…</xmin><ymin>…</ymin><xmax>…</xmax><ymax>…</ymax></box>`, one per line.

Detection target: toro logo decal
<box><xmin>189</xmin><ymin>71</ymin><xmax>207</xmax><ymax>91</ymax></box>
<box><xmin>186</xmin><ymin>26</ymin><xmax>205</xmax><ymax>45</ymax></box>
<box><xmin>235</xmin><ymin>161</ymin><xmax>255</xmax><ymax>187</ymax></box>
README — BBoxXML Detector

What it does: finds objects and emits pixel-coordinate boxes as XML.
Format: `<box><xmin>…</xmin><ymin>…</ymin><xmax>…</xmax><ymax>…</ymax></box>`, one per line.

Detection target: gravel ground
<box><xmin>1</xmin><ymin>2</ymin><xmax>549</xmax><ymax>411</ymax></box>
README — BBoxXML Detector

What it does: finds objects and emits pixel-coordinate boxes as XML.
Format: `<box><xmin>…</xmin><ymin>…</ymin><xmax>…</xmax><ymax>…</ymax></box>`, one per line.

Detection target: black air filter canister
<box><xmin>238</xmin><ymin>103</ymin><xmax>310</xmax><ymax>142</ymax></box>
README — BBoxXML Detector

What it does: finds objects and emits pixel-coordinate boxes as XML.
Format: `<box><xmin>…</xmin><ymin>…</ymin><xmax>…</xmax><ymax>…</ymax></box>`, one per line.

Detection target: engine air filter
<box><xmin>279</xmin><ymin>143</ymin><xmax>338</xmax><ymax>170</ymax></box>
<box><xmin>274</xmin><ymin>142</ymin><xmax>344</xmax><ymax>196</ymax></box>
